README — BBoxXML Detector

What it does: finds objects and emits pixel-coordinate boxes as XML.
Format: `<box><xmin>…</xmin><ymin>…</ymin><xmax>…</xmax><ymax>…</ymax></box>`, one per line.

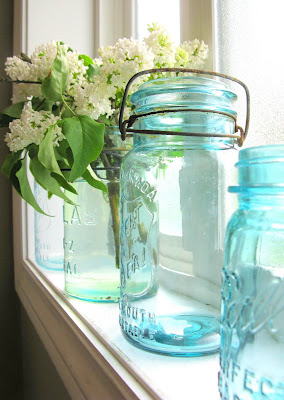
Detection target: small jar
<box><xmin>34</xmin><ymin>182</ymin><xmax>64</xmax><ymax>270</ymax></box>
<box><xmin>119</xmin><ymin>73</ymin><xmax>246</xmax><ymax>355</ymax></box>
<box><xmin>219</xmin><ymin>145</ymin><xmax>284</xmax><ymax>399</ymax></box>
<box><xmin>64</xmin><ymin>126</ymin><xmax>132</xmax><ymax>301</ymax></box>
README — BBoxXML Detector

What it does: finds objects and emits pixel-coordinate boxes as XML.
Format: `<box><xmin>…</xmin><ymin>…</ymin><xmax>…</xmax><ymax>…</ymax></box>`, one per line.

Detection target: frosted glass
<box><xmin>214</xmin><ymin>0</ymin><xmax>284</xmax><ymax>147</ymax></box>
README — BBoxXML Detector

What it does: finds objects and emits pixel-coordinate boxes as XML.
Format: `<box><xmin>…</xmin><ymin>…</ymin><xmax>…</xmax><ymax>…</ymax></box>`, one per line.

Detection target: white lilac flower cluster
<box><xmin>76</xmin><ymin>23</ymin><xmax>209</xmax><ymax>124</ymax></box>
<box><xmin>175</xmin><ymin>39</ymin><xmax>209</xmax><ymax>69</ymax></box>
<box><xmin>5</xmin><ymin>101</ymin><xmax>64</xmax><ymax>152</ymax></box>
<box><xmin>6</xmin><ymin>41</ymin><xmax>87</xmax><ymax>105</ymax></box>
<box><xmin>144</xmin><ymin>23</ymin><xmax>176</xmax><ymax>67</ymax></box>
<box><xmin>4</xmin><ymin>24</ymin><xmax>209</xmax><ymax>152</ymax></box>
<box><xmin>73</xmin><ymin>38</ymin><xmax>154</xmax><ymax>121</ymax></box>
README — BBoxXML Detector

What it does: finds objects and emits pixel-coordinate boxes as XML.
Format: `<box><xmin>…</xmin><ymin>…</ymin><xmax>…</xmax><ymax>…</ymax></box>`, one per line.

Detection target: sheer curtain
<box><xmin>214</xmin><ymin>0</ymin><xmax>284</xmax><ymax>147</ymax></box>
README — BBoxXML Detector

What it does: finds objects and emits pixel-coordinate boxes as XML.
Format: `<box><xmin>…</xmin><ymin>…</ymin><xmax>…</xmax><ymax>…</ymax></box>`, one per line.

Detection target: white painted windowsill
<box><xmin>13</xmin><ymin>189</ymin><xmax>220</xmax><ymax>400</ymax></box>
<box><xmin>15</xmin><ymin>258</ymin><xmax>220</xmax><ymax>400</ymax></box>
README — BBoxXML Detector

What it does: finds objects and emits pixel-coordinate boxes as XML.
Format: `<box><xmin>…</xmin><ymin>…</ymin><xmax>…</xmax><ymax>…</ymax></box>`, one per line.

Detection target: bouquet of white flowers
<box><xmin>1</xmin><ymin>23</ymin><xmax>208</xmax><ymax>213</ymax></box>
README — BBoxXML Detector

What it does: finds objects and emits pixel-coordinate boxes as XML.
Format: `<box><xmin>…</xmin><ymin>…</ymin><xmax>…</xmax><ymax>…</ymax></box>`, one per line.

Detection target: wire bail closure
<box><xmin>118</xmin><ymin>68</ymin><xmax>250</xmax><ymax>147</ymax></box>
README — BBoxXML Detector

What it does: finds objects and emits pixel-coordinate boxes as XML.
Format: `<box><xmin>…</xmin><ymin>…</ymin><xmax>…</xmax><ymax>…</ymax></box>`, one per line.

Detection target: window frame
<box><xmin>13</xmin><ymin>1</ymin><xmax>220</xmax><ymax>399</ymax></box>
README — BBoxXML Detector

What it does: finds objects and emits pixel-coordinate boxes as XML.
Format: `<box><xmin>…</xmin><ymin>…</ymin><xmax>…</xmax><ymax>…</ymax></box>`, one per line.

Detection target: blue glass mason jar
<box><xmin>34</xmin><ymin>181</ymin><xmax>64</xmax><ymax>270</ymax></box>
<box><xmin>219</xmin><ymin>145</ymin><xmax>284</xmax><ymax>399</ymax></box>
<box><xmin>64</xmin><ymin>126</ymin><xmax>132</xmax><ymax>301</ymax></box>
<box><xmin>118</xmin><ymin>69</ymin><xmax>249</xmax><ymax>356</ymax></box>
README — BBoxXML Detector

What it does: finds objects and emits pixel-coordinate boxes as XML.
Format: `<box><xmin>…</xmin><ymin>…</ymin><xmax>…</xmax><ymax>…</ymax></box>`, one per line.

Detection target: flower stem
<box><xmin>100</xmin><ymin>152</ymin><xmax>120</xmax><ymax>269</ymax></box>
<box><xmin>0</xmin><ymin>77</ymin><xmax>41</xmax><ymax>84</ymax></box>
<box><xmin>62</xmin><ymin>97</ymin><xmax>76</xmax><ymax>116</ymax></box>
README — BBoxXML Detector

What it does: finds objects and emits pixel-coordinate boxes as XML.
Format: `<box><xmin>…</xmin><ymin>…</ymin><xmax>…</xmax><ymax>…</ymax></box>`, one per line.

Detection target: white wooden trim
<box><xmin>180</xmin><ymin>0</ymin><xmax>215</xmax><ymax>69</ymax></box>
<box><xmin>95</xmin><ymin>0</ymin><xmax>136</xmax><ymax>48</ymax></box>
<box><xmin>15</xmin><ymin>255</ymin><xmax>220</xmax><ymax>400</ymax></box>
<box><xmin>13</xmin><ymin>0</ymin><xmax>28</xmax><ymax>54</ymax></box>
<box><xmin>16</xmin><ymin>260</ymin><xmax>145</xmax><ymax>400</ymax></box>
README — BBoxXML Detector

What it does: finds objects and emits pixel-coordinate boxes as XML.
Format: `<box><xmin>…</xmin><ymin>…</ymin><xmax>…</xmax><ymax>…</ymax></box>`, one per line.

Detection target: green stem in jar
<box><xmin>99</xmin><ymin>152</ymin><xmax>120</xmax><ymax>269</ymax></box>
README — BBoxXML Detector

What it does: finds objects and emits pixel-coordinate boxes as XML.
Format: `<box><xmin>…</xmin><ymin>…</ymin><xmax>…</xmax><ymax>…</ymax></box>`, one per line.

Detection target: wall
<box><xmin>21</xmin><ymin>308</ymin><xmax>71</xmax><ymax>400</ymax></box>
<box><xmin>0</xmin><ymin>1</ymin><xmax>23</xmax><ymax>398</ymax></box>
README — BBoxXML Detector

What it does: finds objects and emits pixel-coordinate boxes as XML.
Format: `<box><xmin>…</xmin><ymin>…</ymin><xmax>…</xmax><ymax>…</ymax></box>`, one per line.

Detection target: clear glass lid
<box><xmin>130</xmin><ymin>76</ymin><xmax>238</xmax><ymax>117</ymax></box>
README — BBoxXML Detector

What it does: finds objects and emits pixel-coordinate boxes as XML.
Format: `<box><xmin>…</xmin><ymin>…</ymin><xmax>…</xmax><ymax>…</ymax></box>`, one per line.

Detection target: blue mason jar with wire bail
<box><xmin>34</xmin><ymin>181</ymin><xmax>64</xmax><ymax>270</ymax></box>
<box><xmin>219</xmin><ymin>145</ymin><xmax>284</xmax><ymax>399</ymax></box>
<box><xmin>118</xmin><ymin>68</ymin><xmax>250</xmax><ymax>356</ymax></box>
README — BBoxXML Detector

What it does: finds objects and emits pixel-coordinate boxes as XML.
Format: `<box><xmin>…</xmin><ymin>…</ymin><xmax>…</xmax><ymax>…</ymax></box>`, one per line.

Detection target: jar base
<box><xmin>120</xmin><ymin>314</ymin><xmax>220</xmax><ymax>356</ymax></box>
<box><xmin>35</xmin><ymin>255</ymin><xmax>64</xmax><ymax>271</ymax></box>
<box><xmin>65</xmin><ymin>279</ymin><xmax>120</xmax><ymax>302</ymax></box>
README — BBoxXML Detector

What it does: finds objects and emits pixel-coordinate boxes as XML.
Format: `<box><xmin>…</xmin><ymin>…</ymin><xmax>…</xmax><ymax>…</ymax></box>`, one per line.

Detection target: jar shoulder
<box><xmin>224</xmin><ymin>208</ymin><xmax>284</xmax><ymax>269</ymax></box>
<box><xmin>226</xmin><ymin>208</ymin><xmax>284</xmax><ymax>231</ymax></box>
<box><xmin>121</xmin><ymin>142</ymin><xmax>238</xmax><ymax>169</ymax></box>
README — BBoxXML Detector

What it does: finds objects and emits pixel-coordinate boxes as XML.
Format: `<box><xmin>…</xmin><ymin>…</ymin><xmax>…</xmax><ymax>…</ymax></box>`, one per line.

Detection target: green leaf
<box><xmin>98</xmin><ymin>114</ymin><xmax>111</xmax><ymax>126</ymax></box>
<box><xmin>1</xmin><ymin>150</ymin><xmax>22</xmax><ymax>177</ymax></box>
<box><xmin>52</xmin><ymin>105</ymin><xmax>61</xmax><ymax>116</ymax></box>
<box><xmin>50</xmin><ymin>172</ymin><xmax>78</xmax><ymax>195</ymax></box>
<box><xmin>41</xmin><ymin>43</ymin><xmax>69</xmax><ymax>102</ymax></box>
<box><xmin>55</xmin><ymin>139</ymin><xmax>69</xmax><ymax>159</ymax></box>
<box><xmin>38</xmin><ymin>127</ymin><xmax>63</xmax><ymax>177</ymax></box>
<box><xmin>66</xmin><ymin>147</ymin><xmax>74</xmax><ymax>167</ymax></box>
<box><xmin>54</xmin><ymin>149</ymin><xmax>68</xmax><ymax>163</ymax></box>
<box><xmin>32</xmin><ymin>98</ymin><xmax>53</xmax><ymax>112</ymax></box>
<box><xmin>28</xmin><ymin>143</ymin><xmax>39</xmax><ymax>159</ymax></box>
<box><xmin>62</xmin><ymin>115</ymin><xmax>104</xmax><ymax>182</ymax></box>
<box><xmin>79</xmin><ymin>54</ymin><xmax>94</xmax><ymax>66</ymax></box>
<box><xmin>0</xmin><ymin>113</ymin><xmax>13</xmax><ymax>127</ymax></box>
<box><xmin>87</xmin><ymin>64</ymin><xmax>101</xmax><ymax>82</ymax></box>
<box><xmin>0</xmin><ymin>101</ymin><xmax>25</xmax><ymax>127</ymax></box>
<box><xmin>30</xmin><ymin>156</ymin><xmax>75</xmax><ymax>204</ymax></box>
<box><xmin>9</xmin><ymin>160</ymin><xmax>22</xmax><ymax>194</ymax></box>
<box><xmin>38</xmin><ymin>127</ymin><xmax>76</xmax><ymax>195</ymax></box>
<box><xmin>61</xmin><ymin>169</ymin><xmax>71</xmax><ymax>182</ymax></box>
<box><xmin>56</xmin><ymin>159</ymin><xmax>70</xmax><ymax>170</ymax></box>
<box><xmin>61</xmin><ymin>107</ymin><xmax>74</xmax><ymax>119</ymax></box>
<box><xmin>82</xmin><ymin>166</ymin><xmax>108</xmax><ymax>193</ymax></box>
<box><xmin>16</xmin><ymin>159</ymin><xmax>47</xmax><ymax>215</ymax></box>
<box><xmin>1</xmin><ymin>102</ymin><xmax>25</xmax><ymax>118</ymax></box>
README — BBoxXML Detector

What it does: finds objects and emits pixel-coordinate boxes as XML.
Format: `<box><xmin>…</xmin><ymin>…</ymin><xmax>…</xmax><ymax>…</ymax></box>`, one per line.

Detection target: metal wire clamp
<box><xmin>118</xmin><ymin>68</ymin><xmax>250</xmax><ymax>147</ymax></box>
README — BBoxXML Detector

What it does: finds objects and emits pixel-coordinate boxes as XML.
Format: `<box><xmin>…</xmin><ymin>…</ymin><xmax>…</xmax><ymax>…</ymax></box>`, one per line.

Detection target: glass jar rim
<box><xmin>130</xmin><ymin>75</ymin><xmax>237</xmax><ymax>104</ymax></box>
<box><xmin>236</xmin><ymin>144</ymin><xmax>284</xmax><ymax>166</ymax></box>
<box><xmin>231</xmin><ymin>144</ymin><xmax>284</xmax><ymax>189</ymax></box>
<box><xmin>104</xmin><ymin>125</ymin><xmax>120</xmax><ymax>134</ymax></box>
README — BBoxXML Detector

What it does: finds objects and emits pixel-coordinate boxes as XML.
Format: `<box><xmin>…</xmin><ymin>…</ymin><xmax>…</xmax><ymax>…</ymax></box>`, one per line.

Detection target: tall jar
<box><xmin>219</xmin><ymin>145</ymin><xmax>284</xmax><ymax>399</ymax></box>
<box><xmin>119</xmin><ymin>74</ymin><xmax>246</xmax><ymax>356</ymax></box>
<box><xmin>34</xmin><ymin>181</ymin><xmax>64</xmax><ymax>270</ymax></box>
<box><xmin>64</xmin><ymin>126</ymin><xmax>132</xmax><ymax>302</ymax></box>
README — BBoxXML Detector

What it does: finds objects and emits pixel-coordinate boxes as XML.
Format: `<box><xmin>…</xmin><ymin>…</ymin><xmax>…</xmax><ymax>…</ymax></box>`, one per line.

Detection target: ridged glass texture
<box><xmin>64</xmin><ymin>127</ymin><xmax>132</xmax><ymax>302</ymax></box>
<box><xmin>119</xmin><ymin>76</ymin><xmax>239</xmax><ymax>355</ymax></box>
<box><xmin>34</xmin><ymin>182</ymin><xmax>64</xmax><ymax>270</ymax></box>
<box><xmin>219</xmin><ymin>145</ymin><xmax>284</xmax><ymax>399</ymax></box>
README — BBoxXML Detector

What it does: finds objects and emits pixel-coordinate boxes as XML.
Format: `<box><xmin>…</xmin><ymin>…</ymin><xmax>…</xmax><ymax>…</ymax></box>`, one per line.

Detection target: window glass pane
<box><xmin>215</xmin><ymin>1</ymin><xmax>284</xmax><ymax>146</ymax></box>
<box><xmin>135</xmin><ymin>0</ymin><xmax>180</xmax><ymax>42</ymax></box>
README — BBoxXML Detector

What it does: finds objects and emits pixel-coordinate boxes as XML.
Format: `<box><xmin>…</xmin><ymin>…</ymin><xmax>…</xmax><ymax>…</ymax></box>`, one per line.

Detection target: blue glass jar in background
<box><xmin>219</xmin><ymin>145</ymin><xmax>284</xmax><ymax>399</ymax></box>
<box><xmin>64</xmin><ymin>127</ymin><xmax>132</xmax><ymax>302</ymax></box>
<box><xmin>119</xmin><ymin>71</ymin><xmax>248</xmax><ymax>356</ymax></box>
<box><xmin>34</xmin><ymin>181</ymin><xmax>64</xmax><ymax>270</ymax></box>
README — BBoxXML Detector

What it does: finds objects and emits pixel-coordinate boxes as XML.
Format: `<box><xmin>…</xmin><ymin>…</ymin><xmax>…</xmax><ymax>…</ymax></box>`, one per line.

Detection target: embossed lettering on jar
<box><xmin>119</xmin><ymin>75</ymin><xmax>242</xmax><ymax>355</ymax></box>
<box><xmin>34</xmin><ymin>181</ymin><xmax>64</xmax><ymax>270</ymax></box>
<box><xmin>219</xmin><ymin>145</ymin><xmax>284</xmax><ymax>399</ymax></box>
<box><xmin>64</xmin><ymin>127</ymin><xmax>132</xmax><ymax>302</ymax></box>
